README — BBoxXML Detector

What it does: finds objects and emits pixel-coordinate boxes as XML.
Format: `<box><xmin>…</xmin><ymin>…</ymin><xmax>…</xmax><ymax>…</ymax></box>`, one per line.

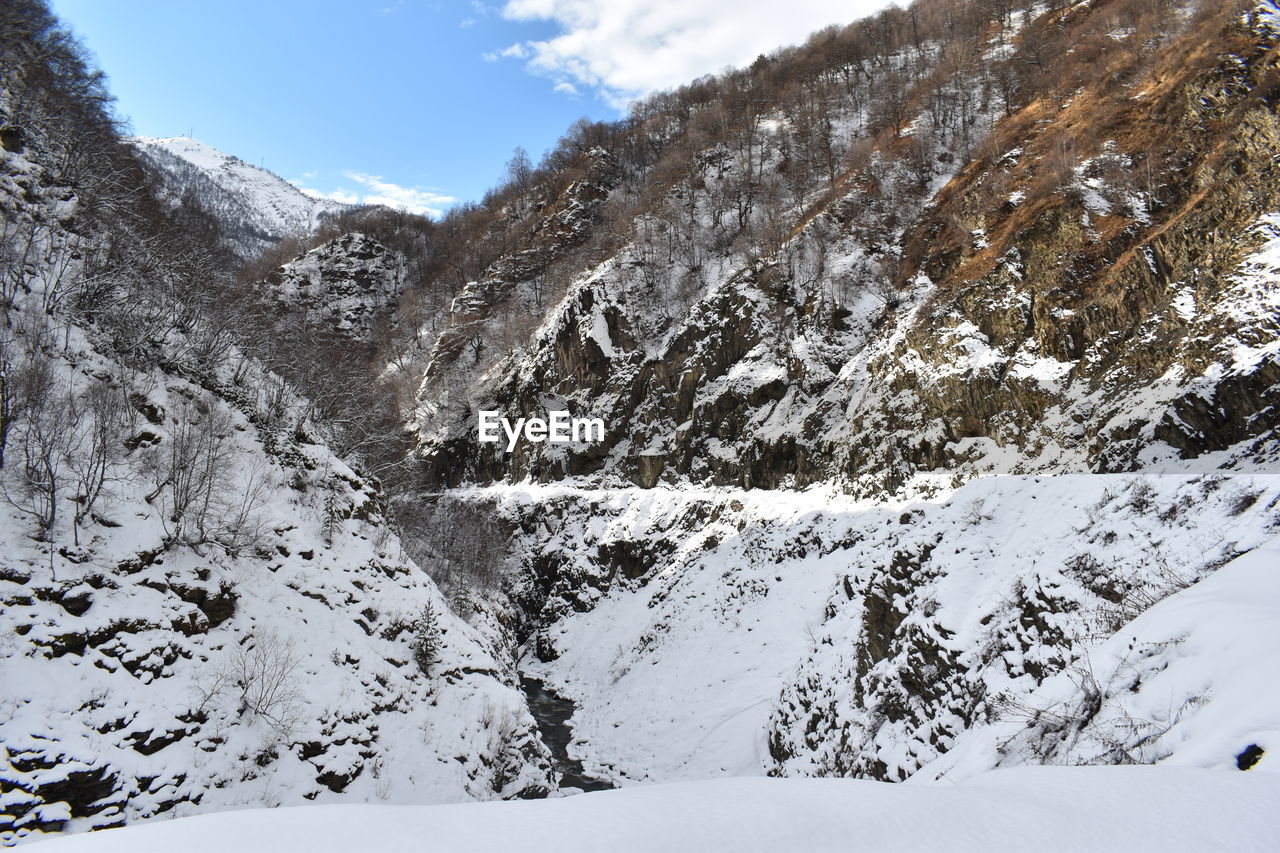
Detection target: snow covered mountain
<box><xmin>6</xmin><ymin>0</ymin><xmax>1280</xmax><ymax>849</ymax></box>
<box><xmin>394</xmin><ymin>0</ymin><xmax>1280</xmax><ymax>818</ymax></box>
<box><xmin>130</xmin><ymin>136</ymin><xmax>349</xmax><ymax>259</ymax></box>
<box><xmin>411</xmin><ymin>4</ymin><xmax>1280</xmax><ymax>495</ymax></box>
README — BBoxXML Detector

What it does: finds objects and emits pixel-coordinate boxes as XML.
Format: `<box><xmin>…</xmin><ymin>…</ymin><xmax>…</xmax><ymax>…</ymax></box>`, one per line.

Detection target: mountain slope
<box><xmin>0</xmin><ymin>17</ymin><xmax>548</xmax><ymax>845</ymax></box>
<box><xmin>130</xmin><ymin>136</ymin><xmax>348</xmax><ymax>258</ymax></box>
<box><xmin>395</xmin><ymin>0</ymin><xmax>1280</xmax><ymax>800</ymax></box>
<box><xmin>410</xmin><ymin>0</ymin><xmax>1280</xmax><ymax>497</ymax></box>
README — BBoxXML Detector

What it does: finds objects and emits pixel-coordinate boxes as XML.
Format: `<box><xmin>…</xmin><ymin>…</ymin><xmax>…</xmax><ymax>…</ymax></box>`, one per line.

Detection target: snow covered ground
<box><xmin>491</xmin><ymin>473</ymin><xmax>1280</xmax><ymax>787</ymax></box>
<box><xmin>33</xmin><ymin>766</ymin><xmax>1280</xmax><ymax>852</ymax></box>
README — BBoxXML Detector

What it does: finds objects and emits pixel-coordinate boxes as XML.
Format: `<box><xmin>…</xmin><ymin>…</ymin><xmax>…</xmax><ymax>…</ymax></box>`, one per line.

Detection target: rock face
<box><xmin>412</xmin><ymin>4</ymin><xmax>1280</xmax><ymax>499</ymax></box>
<box><xmin>412</xmin><ymin>149</ymin><xmax>622</xmax><ymax>485</ymax></box>
<box><xmin>262</xmin><ymin>232</ymin><xmax>404</xmax><ymax>341</ymax></box>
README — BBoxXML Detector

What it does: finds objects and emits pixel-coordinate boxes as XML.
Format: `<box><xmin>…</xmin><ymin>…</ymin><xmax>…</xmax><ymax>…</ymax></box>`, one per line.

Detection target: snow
<box><xmin>485</xmin><ymin>473</ymin><xmax>1280</xmax><ymax>789</ymax></box>
<box><xmin>917</xmin><ymin>542</ymin><xmax>1280</xmax><ymax>780</ymax></box>
<box><xmin>130</xmin><ymin>137</ymin><xmax>349</xmax><ymax>255</ymax></box>
<box><xmin>34</xmin><ymin>767</ymin><xmax>1280</xmax><ymax>853</ymax></box>
<box><xmin>589</xmin><ymin>308</ymin><xmax>616</xmax><ymax>358</ymax></box>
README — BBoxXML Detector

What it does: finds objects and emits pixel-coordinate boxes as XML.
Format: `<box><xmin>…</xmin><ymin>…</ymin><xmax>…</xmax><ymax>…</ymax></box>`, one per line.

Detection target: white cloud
<box><xmin>553</xmin><ymin>80</ymin><xmax>579</xmax><ymax>96</ymax></box>
<box><xmin>495</xmin><ymin>0</ymin><xmax>894</xmax><ymax>108</ymax></box>
<box><xmin>295</xmin><ymin>185</ymin><xmax>361</xmax><ymax>205</ymax></box>
<box><xmin>291</xmin><ymin>173</ymin><xmax>456</xmax><ymax>218</ymax></box>
<box><xmin>483</xmin><ymin>43</ymin><xmax>528</xmax><ymax>62</ymax></box>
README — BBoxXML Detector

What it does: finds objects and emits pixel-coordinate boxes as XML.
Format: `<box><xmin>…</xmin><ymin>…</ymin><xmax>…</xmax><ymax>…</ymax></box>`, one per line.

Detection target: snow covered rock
<box><xmin>260</xmin><ymin>232</ymin><xmax>404</xmax><ymax>340</ymax></box>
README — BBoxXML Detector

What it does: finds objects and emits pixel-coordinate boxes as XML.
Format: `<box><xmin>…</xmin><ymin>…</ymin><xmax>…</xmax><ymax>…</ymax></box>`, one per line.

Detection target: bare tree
<box><xmin>397</xmin><ymin>498</ymin><xmax>509</xmax><ymax>616</ymax></box>
<box><xmin>65</xmin><ymin>379</ymin><xmax>129</xmax><ymax>541</ymax></box>
<box><xmin>143</xmin><ymin>393</ymin><xmax>267</xmax><ymax>552</ymax></box>
<box><xmin>505</xmin><ymin>146</ymin><xmax>534</xmax><ymax>195</ymax></box>
<box><xmin>196</xmin><ymin>630</ymin><xmax>303</xmax><ymax>737</ymax></box>
<box><xmin>233</xmin><ymin>631</ymin><xmax>303</xmax><ymax>735</ymax></box>
<box><xmin>0</xmin><ymin>332</ymin><xmax>16</xmax><ymax>468</ymax></box>
<box><xmin>0</xmin><ymin>334</ymin><xmax>67</xmax><ymax>547</ymax></box>
<box><xmin>145</xmin><ymin>394</ymin><xmax>233</xmax><ymax>547</ymax></box>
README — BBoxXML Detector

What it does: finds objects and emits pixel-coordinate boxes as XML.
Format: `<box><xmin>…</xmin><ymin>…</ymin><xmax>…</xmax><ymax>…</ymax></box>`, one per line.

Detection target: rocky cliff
<box><xmin>259</xmin><ymin>231</ymin><xmax>405</xmax><ymax>341</ymax></box>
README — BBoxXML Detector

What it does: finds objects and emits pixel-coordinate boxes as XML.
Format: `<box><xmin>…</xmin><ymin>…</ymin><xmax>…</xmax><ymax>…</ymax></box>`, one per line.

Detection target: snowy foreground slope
<box><xmin>490</xmin><ymin>473</ymin><xmax>1280</xmax><ymax>786</ymax></box>
<box><xmin>35</xmin><ymin>767</ymin><xmax>1280</xmax><ymax>853</ymax></box>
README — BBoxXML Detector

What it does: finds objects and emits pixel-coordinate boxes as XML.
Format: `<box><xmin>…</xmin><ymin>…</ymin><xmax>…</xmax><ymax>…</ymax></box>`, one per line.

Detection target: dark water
<box><xmin>520</xmin><ymin>676</ymin><xmax>615</xmax><ymax>792</ymax></box>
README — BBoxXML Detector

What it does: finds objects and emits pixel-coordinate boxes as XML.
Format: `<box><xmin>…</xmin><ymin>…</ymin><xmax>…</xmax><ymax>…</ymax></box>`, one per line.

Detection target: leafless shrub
<box><xmin>1228</xmin><ymin>487</ymin><xmax>1263</xmax><ymax>517</ymax></box>
<box><xmin>145</xmin><ymin>394</ymin><xmax>235</xmax><ymax>547</ymax></box>
<box><xmin>1</xmin><ymin>346</ymin><xmax>70</xmax><ymax>545</ymax></box>
<box><xmin>144</xmin><ymin>393</ymin><xmax>269</xmax><ymax>552</ymax></box>
<box><xmin>197</xmin><ymin>630</ymin><xmax>303</xmax><ymax>738</ymax></box>
<box><xmin>479</xmin><ymin>700</ymin><xmax>526</xmax><ymax>795</ymax></box>
<box><xmin>214</xmin><ymin>459</ymin><xmax>273</xmax><ymax>556</ymax></box>
<box><xmin>996</xmin><ymin>646</ymin><xmax>1208</xmax><ymax>768</ymax></box>
<box><xmin>1125</xmin><ymin>478</ymin><xmax>1157</xmax><ymax>513</ymax></box>
<box><xmin>65</xmin><ymin>380</ymin><xmax>130</xmax><ymax>540</ymax></box>
<box><xmin>1090</xmin><ymin>553</ymin><xmax>1196</xmax><ymax>636</ymax></box>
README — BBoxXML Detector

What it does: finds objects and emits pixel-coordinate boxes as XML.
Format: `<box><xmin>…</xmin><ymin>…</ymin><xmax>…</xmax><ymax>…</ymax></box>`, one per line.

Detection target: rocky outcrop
<box><xmin>422</xmin><ymin>148</ymin><xmax>620</xmax><ymax>384</ymax></box>
<box><xmin>262</xmin><ymin>232</ymin><xmax>403</xmax><ymax>341</ymax></box>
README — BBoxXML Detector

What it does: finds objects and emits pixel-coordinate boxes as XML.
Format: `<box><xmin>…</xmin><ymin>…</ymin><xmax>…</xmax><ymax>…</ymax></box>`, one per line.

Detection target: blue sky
<box><xmin>50</xmin><ymin>0</ymin><xmax>888</xmax><ymax>214</ymax></box>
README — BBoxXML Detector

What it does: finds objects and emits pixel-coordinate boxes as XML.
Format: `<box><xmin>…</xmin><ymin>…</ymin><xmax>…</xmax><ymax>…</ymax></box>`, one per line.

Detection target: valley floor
<box><xmin>34</xmin><ymin>766</ymin><xmax>1280</xmax><ymax>852</ymax></box>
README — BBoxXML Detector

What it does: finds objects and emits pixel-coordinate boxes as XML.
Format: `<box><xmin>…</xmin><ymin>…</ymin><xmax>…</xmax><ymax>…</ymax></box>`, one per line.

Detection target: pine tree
<box><xmin>411</xmin><ymin>602</ymin><xmax>441</xmax><ymax>676</ymax></box>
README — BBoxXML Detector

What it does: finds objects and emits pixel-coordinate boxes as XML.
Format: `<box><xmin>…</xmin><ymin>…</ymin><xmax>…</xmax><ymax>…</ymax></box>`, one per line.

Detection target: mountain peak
<box><xmin>130</xmin><ymin>135</ymin><xmax>350</xmax><ymax>258</ymax></box>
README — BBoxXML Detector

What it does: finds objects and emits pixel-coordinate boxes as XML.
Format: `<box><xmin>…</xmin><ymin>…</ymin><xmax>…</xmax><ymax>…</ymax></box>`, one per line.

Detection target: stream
<box><xmin>520</xmin><ymin>676</ymin><xmax>615</xmax><ymax>793</ymax></box>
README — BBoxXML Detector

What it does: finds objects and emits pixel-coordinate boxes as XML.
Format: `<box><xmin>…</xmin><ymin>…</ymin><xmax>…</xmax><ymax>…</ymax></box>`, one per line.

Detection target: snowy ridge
<box><xmin>130</xmin><ymin>137</ymin><xmax>348</xmax><ymax>258</ymax></box>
